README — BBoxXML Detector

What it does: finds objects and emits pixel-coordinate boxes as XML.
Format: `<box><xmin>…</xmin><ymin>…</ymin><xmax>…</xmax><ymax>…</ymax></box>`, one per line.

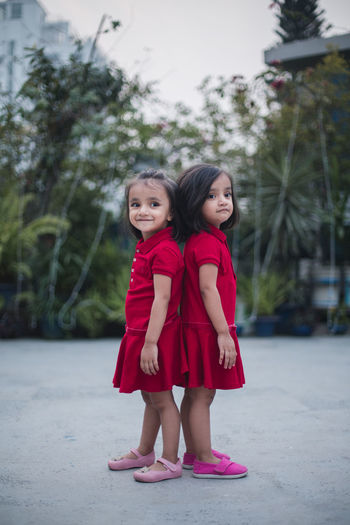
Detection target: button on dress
<box><xmin>113</xmin><ymin>227</ymin><xmax>188</xmax><ymax>393</ymax></box>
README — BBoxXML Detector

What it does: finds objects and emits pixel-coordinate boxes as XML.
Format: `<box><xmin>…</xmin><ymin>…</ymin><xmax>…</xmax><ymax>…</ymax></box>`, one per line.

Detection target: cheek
<box><xmin>203</xmin><ymin>201</ymin><xmax>214</xmax><ymax>214</ymax></box>
<box><xmin>129</xmin><ymin>210</ymin><xmax>137</xmax><ymax>222</ymax></box>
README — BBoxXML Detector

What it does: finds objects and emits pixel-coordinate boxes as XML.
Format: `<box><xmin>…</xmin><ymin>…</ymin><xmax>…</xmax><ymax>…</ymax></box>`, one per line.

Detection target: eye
<box><xmin>130</xmin><ymin>202</ymin><xmax>139</xmax><ymax>207</ymax></box>
<box><xmin>207</xmin><ymin>193</ymin><xmax>215</xmax><ymax>200</ymax></box>
<box><xmin>151</xmin><ymin>201</ymin><xmax>160</xmax><ymax>207</ymax></box>
<box><xmin>224</xmin><ymin>192</ymin><xmax>232</xmax><ymax>198</ymax></box>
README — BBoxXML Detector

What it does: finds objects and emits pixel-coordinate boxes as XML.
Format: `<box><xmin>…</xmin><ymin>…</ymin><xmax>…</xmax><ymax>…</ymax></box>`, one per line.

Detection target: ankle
<box><xmin>137</xmin><ymin>446</ymin><xmax>154</xmax><ymax>456</ymax></box>
<box><xmin>161</xmin><ymin>454</ymin><xmax>178</xmax><ymax>465</ymax></box>
<box><xmin>196</xmin><ymin>452</ymin><xmax>220</xmax><ymax>464</ymax></box>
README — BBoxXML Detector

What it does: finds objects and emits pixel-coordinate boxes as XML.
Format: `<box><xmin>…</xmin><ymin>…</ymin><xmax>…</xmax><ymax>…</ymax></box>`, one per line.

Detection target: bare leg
<box><xmin>118</xmin><ymin>391</ymin><xmax>160</xmax><ymax>460</ymax></box>
<box><xmin>146</xmin><ymin>390</ymin><xmax>181</xmax><ymax>470</ymax></box>
<box><xmin>188</xmin><ymin>386</ymin><xmax>219</xmax><ymax>463</ymax></box>
<box><xmin>137</xmin><ymin>391</ymin><xmax>161</xmax><ymax>454</ymax></box>
<box><xmin>180</xmin><ymin>388</ymin><xmax>195</xmax><ymax>454</ymax></box>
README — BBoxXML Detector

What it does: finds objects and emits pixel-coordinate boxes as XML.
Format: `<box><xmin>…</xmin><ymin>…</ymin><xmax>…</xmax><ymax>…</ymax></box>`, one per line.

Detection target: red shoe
<box><xmin>134</xmin><ymin>457</ymin><xmax>182</xmax><ymax>483</ymax></box>
<box><xmin>193</xmin><ymin>457</ymin><xmax>248</xmax><ymax>479</ymax></box>
<box><xmin>182</xmin><ymin>449</ymin><xmax>230</xmax><ymax>470</ymax></box>
<box><xmin>108</xmin><ymin>448</ymin><xmax>155</xmax><ymax>471</ymax></box>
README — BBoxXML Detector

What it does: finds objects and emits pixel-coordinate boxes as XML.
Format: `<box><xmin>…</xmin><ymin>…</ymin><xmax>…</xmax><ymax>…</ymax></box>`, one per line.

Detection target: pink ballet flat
<box><xmin>182</xmin><ymin>449</ymin><xmax>230</xmax><ymax>469</ymax></box>
<box><xmin>134</xmin><ymin>457</ymin><xmax>182</xmax><ymax>483</ymax></box>
<box><xmin>108</xmin><ymin>448</ymin><xmax>155</xmax><ymax>471</ymax></box>
<box><xmin>193</xmin><ymin>457</ymin><xmax>248</xmax><ymax>479</ymax></box>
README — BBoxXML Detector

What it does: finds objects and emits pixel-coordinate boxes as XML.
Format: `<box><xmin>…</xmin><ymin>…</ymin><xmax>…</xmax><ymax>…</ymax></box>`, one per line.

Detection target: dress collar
<box><xmin>136</xmin><ymin>226</ymin><xmax>173</xmax><ymax>254</ymax></box>
<box><xmin>208</xmin><ymin>224</ymin><xmax>227</xmax><ymax>242</ymax></box>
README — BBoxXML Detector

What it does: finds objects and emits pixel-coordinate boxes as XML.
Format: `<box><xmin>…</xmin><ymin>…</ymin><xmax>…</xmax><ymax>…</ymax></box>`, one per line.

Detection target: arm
<box><xmin>140</xmin><ymin>273</ymin><xmax>172</xmax><ymax>375</ymax></box>
<box><xmin>199</xmin><ymin>263</ymin><xmax>236</xmax><ymax>369</ymax></box>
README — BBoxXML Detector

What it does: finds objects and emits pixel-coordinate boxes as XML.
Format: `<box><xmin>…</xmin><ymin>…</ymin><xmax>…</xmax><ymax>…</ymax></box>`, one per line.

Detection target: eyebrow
<box><xmin>129</xmin><ymin>196</ymin><xmax>162</xmax><ymax>202</ymax></box>
<box><xmin>209</xmin><ymin>186</ymin><xmax>232</xmax><ymax>191</ymax></box>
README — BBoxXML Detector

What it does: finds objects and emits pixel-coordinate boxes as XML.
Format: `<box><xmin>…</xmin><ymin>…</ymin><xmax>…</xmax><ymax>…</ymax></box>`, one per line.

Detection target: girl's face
<box><xmin>128</xmin><ymin>181</ymin><xmax>172</xmax><ymax>240</ymax></box>
<box><xmin>201</xmin><ymin>173</ymin><xmax>233</xmax><ymax>229</ymax></box>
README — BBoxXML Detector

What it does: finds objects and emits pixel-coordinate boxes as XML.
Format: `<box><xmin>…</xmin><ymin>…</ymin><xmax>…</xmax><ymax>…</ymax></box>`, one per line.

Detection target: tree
<box><xmin>19</xmin><ymin>45</ymin><xmax>128</xmax><ymax>216</ymax></box>
<box><xmin>0</xmin><ymin>38</ymin><xmax>153</xmax><ymax>336</ymax></box>
<box><xmin>0</xmin><ymin>40</ymin><xmax>209</xmax><ymax>337</ymax></box>
<box><xmin>273</xmin><ymin>0</ymin><xmax>330</xmax><ymax>43</ymax></box>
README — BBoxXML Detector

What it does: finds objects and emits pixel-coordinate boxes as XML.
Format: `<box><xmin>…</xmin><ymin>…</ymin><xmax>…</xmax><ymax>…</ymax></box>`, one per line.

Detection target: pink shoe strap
<box><xmin>214</xmin><ymin>457</ymin><xmax>232</xmax><ymax>474</ymax></box>
<box><xmin>158</xmin><ymin>457</ymin><xmax>178</xmax><ymax>472</ymax></box>
<box><xmin>130</xmin><ymin>448</ymin><xmax>142</xmax><ymax>458</ymax></box>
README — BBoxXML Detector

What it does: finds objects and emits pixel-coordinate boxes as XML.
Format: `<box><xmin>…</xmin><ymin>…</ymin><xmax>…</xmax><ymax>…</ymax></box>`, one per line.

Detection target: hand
<box><xmin>217</xmin><ymin>332</ymin><xmax>237</xmax><ymax>369</ymax></box>
<box><xmin>140</xmin><ymin>342</ymin><xmax>159</xmax><ymax>375</ymax></box>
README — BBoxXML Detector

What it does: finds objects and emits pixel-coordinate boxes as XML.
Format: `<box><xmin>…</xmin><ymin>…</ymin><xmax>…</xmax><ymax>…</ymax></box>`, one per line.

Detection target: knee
<box><xmin>190</xmin><ymin>388</ymin><xmax>216</xmax><ymax>406</ymax></box>
<box><xmin>149</xmin><ymin>392</ymin><xmax>175</xmax><ymax>413</ymax></box>
<box><xmin>141</xmin><ymin>391</ymin><xmax>153</xmax><ymax>407</ymax></box>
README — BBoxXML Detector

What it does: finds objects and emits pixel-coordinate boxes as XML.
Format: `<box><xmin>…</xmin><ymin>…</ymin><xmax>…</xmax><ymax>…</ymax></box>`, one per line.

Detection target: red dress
<box><xmin>113</xmin><ymin>227</ymin><xmax>188</xmax><ymax>393</ymax></box>
<box><xmin>181</xmin><ymin>224</ymin><xmax>245</xmax><ymax>390</ymax></box>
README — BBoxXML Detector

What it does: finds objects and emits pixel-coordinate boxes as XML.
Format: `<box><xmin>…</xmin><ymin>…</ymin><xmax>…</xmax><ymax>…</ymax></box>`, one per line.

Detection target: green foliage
<box><xmin>236</xmin><ymin>51</ymin><xmax>349</xmax><ymax>271</ymax></box>
<box><xmin>274</xmin><ymin>0</ymin><xmax>330</xmax><ymax>43</ymax></box>
<box><xmin>238</xmin><ymin>273</ymin><xmax>294</xmax><ymax>316</ymax></box>
<box><xmin>0</xmin><ymin>185</ymin><xmax>69</xmax><ymax>281</ymax></box>
<box><xmin>1</xmin><ymin>25</ymin><xmax>349</xmax><ymax>336</ymax></box>
<box><xmin>18</xmin><ymin>45</ymin><xmax>133</xmax><ymax>215</ymax></box>
<box><xmin>75</xmin><ymin>263</ymin><xmax>130</xmax><ymax>337</ymax></box>
<box><xmin>259</xmin><ymin>152</ymin><xmax>321</xmax><ymax>260</ymax></box>
<box><xmin>0</xmin><ymin>41</ymin><xmax>151</xmax><ymax>336</ymax></box>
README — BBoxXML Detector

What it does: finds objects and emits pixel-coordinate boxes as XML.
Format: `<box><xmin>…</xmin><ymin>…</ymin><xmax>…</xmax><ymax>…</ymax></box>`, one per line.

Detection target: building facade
<box><xmin>264</xmin><ymin>31</ymin><xmax>350</xmax><ymax>71</ymax></box>
<box><xmin>0</xmin><ymin>0</ymin><xmax>103</xmax><ymax>95</ymax></box>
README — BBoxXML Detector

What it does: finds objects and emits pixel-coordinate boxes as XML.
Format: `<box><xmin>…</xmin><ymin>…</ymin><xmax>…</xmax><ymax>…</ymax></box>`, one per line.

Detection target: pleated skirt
<box><xmin>182</xmin><ymin>323</ymin><xmax>245</xmax><ymax>390</ymax></box>
<box><xmin>113</xmin><ymin>317</ymin><xmax>188</xmax><ymax>393</ymax></box>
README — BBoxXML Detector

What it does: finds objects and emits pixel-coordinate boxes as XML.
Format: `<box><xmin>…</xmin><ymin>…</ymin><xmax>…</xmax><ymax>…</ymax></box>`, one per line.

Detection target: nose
<box><xmin>138</xmin><ymin>204</ymin><xmax>149</xmax><ymax>215</ymax></box>
<box><xmin>218</xmin><ymin>195</ymin><xmax>226</xmax><ymax>206</ymax></box>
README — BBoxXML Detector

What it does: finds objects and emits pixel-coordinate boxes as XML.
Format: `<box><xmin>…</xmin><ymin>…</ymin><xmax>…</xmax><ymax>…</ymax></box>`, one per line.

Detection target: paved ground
<box><xmin>0</xmin><ymin>336</ymin><xmax>349</xmax><ymax>525</ymax></box>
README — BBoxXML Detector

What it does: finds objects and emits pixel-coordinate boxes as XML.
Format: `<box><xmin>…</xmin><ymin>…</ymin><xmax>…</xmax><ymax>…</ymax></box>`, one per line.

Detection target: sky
<box><xmin>43</xmin><ymin>0</ymin><xmax>350</xmax><ymax>110</ymax></box>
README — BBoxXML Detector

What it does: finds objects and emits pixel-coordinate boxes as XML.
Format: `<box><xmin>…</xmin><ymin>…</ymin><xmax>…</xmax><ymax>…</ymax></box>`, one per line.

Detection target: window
<box><xmin>11</xmin><ymin>3</ymin><xmax>22</xmax><ymax>19</ymax></box>
<box><xmin>8</xmin><ymin>40</ymin><xmax>15</xmax><ymax>55</ymax></box>
<box><xmin>0</xmin><ymin>3</ymin><xmax>6</xmax><ymax>20</ymax></box>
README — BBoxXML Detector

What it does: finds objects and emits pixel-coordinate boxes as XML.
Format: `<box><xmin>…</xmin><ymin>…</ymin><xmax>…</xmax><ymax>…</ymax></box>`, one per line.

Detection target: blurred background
<box><xmin>0</xmin><ymin>0</ymin><xmax>349</xmax><ymax>339</ymax></box>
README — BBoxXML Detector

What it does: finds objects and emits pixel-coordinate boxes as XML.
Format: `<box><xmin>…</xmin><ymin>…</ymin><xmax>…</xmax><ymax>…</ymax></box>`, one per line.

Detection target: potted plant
<box><xmin>328</xmin><ymin>304</ymin><xmax>349</xmax><ymax>335</ymax></box>
<box><xmin>238</xmin><ymin>272</ymin><xmax>293</xmax><ymax>336</ymax></box>
<box><xmin>290</xmin><ymin>308</ymin><xmax>315</xmax><ymax>336</ymax></box>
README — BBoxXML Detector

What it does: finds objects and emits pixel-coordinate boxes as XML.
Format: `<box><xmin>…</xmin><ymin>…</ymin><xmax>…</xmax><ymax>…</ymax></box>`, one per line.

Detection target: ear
<box><xmin>167</xmin><ymin>211</ymin><xmax>173</xmax><ymax>222</ymax></box>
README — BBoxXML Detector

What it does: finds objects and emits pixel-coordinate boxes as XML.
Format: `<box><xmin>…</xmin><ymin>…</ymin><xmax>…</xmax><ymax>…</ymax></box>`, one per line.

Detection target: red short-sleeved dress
<box><xmin>113</xmin><ymin>227</ymin><xmax>188</xmax><ymax>393</ymax></box>
<box><xmin>181</xmin><ymin>224</ymin><xmax>245</xmax><ymax>390</ymax></box>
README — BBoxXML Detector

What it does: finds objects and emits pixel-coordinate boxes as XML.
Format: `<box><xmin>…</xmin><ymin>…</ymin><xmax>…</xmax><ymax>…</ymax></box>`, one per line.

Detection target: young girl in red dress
<box><xmin>109</xmin><ymin>170</ymin><xmax>187</xmax><ymax>483</ymax></box>
<box><xmin>177</xmin><ymin>164</ymin><xmax>247</xmax><ymax>479</ymax></box>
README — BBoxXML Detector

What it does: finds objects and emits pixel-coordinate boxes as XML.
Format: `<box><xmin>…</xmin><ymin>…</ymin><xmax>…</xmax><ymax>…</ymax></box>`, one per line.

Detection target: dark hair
<box><xmin>176</xmin><ymin>163</ymin><xmax>239</xmax><ymax>241</ymax></box>
<box><xmin>125</xmin><ymin>169</ymin><xmax>179</xmax><ymax>239</ymax></box>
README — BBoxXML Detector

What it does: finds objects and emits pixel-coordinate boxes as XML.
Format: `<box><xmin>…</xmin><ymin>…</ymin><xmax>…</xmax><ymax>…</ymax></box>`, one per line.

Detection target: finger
<box><xmin>226</xmin><ymin>350</ymin><xmax>236</xmax><ymax>369</ymax></box>
<box><xmin>224</xmin><ymin>352</ymin><xmax>230</xmax><ymax>369</ymax></box>
<box><xmin>219</xmin><ymin>347</ymin><xmax>224</xmax><ymax>365</ymax></box>
<box><xmin>231</xmin><ymin>352</ymin><xmax>237</xmax><ymax>367</ymax></box>
<box><xmin>147</xmin><ymin>359</ymin><xmax>157</xmax><ymax>375</ymax></box>
<box><xmin>141</xmin><ymin>361</ymin><xmax>151</xmax><ymax>375</ymax></box>
<box><xmin>150</xmin><ymin>361</ymin><xmax>159</xmax><ymax>375</ymax></box>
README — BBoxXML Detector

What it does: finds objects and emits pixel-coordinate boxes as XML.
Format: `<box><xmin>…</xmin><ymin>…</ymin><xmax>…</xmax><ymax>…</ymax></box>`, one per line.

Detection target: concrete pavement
<box><xmin>1</xmin><ymin>336</ymin><xmax>349</xmax><ymax>525</ymax></box>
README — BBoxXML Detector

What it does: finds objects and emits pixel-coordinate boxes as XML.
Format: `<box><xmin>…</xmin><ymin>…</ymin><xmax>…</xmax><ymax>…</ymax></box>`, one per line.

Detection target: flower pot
<box><xmin>236</xmin><ymin>324</ymin><xmax>244</xmax><ymax>337</ymax></box>
<box><xmin>255</xmin><ymin>315</ymin><xmax>279</xmax><ymax>337</ymax></box>
<box><xmin>291</xmin><ymin>324</ymin><xmax>313</xmax><ymax>336</ymax></box>
<box><xmin>329</xmin><ymin>324</ymin><xmax>348</xmax><ymax>335</ymax></box>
